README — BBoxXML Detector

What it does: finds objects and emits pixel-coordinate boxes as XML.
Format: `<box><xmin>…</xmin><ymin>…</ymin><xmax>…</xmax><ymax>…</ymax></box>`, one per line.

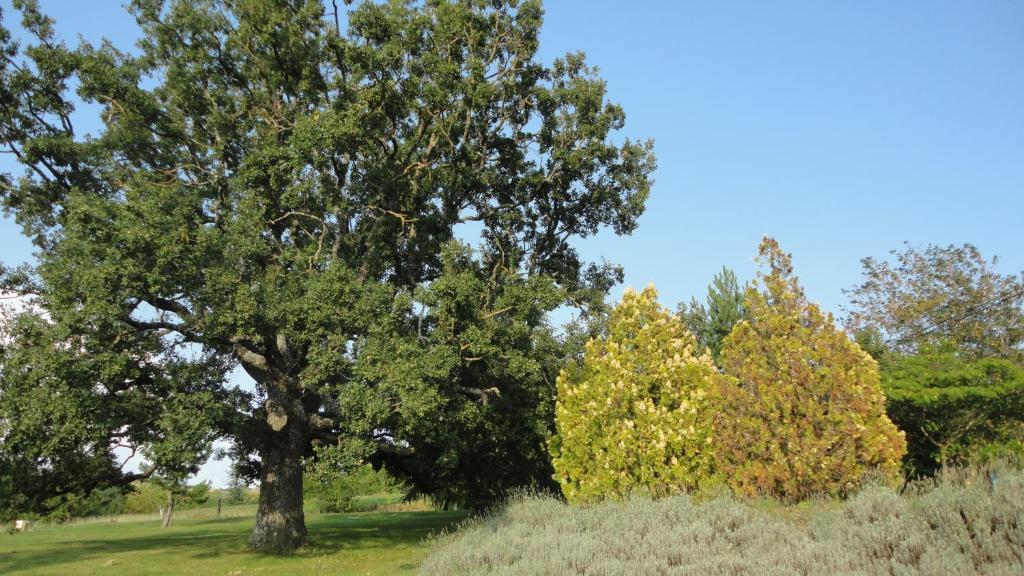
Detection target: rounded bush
<box><xmin>551</xmin><ymin>285</ymin><xmax>718</xmax><ymax>504</ymax></box>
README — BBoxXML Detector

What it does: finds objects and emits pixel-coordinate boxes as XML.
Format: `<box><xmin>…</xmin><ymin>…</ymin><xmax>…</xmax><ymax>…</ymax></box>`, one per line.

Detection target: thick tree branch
<box><xmin>276</xmin><ymin>331</ymin><xmax>296</xmax><ymax>366</ymax></box>
<box><xmin>123</xmin><ymin>316</ymin><xmax>183</xmax><ymax>332</ymax></box>
<box><xmin>122</xmin><ymin>467</ymin><xmax>158</xmax><ymax>484</ymax></box>
<box><xmin>462</xmin><ymin>386</ymin><xmax>501</xmax><ymax>405</ymax></box>
<box><xmin>147</xmin><ymin>296</ymin><xmax>194</xmax><ymax>319</ymax></box>
<box><xmin>309</xmin><ymin>414</ymin><xmax>338</xmax><ymax>431</ymax></box>
<box><xmin>233</xmin><ymin>341</ymin><xmax>270</xmax><ymax>373</ymax></box>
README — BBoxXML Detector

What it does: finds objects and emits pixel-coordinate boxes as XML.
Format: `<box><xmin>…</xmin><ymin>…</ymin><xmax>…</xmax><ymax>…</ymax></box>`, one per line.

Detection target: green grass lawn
<box><xmin>0</xmin><ymin>505</ymin><xmax>466</xmax><ymax>576</ymax></box>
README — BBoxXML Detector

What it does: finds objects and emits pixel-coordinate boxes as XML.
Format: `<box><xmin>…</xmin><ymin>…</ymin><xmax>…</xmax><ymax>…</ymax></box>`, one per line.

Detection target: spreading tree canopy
<box><xmin>844</xmin><ymin>243</ymin><xmax>1024</xmax><ymax>361</ymax></box>
<box><xmin>0</xmin><ymin>0</ymin><xmax>654</xmax><ymax>550</ymax></box>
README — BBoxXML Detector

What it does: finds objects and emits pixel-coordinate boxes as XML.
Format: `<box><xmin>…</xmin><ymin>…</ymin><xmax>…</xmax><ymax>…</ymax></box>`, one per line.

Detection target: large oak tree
<box><xmin>0</xmin><ymin>0</ymin><xmax>653</xmax><ymax>551</ymax></box>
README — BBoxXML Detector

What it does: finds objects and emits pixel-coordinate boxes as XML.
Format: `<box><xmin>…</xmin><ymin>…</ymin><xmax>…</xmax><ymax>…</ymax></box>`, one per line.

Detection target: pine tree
<box><xmin>716</xmin><ymin>238</ymin><xmax>906</xmax><ymax>501</ymax></box>
<box><xmin>680</xmin><ymin>267</ymin><xmax>747</xmax><ymax>359</ymax></box>
<box><xmin>552</xmin><ymin>285</ymin><xmax>718</xmax><ymax>504</ymax></box>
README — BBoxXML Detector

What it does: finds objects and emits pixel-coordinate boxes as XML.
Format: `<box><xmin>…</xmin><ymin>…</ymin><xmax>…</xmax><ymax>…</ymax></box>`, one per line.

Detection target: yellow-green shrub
<box><xmin>716</xmin><ymin>238</ymin><xmax>906</xmax><ymax>501</ymax></box>
<box><xmin>551</xmin><ymin>285</ymin><xmax>718</xmax><ymax>504</ymax></box>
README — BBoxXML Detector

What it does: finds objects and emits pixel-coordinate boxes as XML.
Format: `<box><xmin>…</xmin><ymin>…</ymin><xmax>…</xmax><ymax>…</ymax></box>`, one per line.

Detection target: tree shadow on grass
<box><xmin>0</xmin><ymin>510</ymin><xmax>467</xmax><ymax>574</ymax></box>
<box><xmin>308</xmin><ymin>510</ymin><xmax>467</xmax><ymax>552</ymax></box>
<box><xmin>0</xmin><ymin>522</ymin><xmax>248</xmax><ymax>574</ymax></box>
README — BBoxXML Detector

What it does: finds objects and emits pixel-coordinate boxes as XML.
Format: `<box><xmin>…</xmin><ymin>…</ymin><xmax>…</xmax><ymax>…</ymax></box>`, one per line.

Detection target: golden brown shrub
<box><xmin>715</xmin><ymin>238</ymin><xmax>906</xmax><ymax>501</ymax></box>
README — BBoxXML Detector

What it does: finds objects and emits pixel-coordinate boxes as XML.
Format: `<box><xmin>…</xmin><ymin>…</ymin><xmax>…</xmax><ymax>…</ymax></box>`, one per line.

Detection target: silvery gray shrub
<box><xmin>420</xmin><ymin>466</ymin><xmax>1024</xmax><ymax>575</ymax></box>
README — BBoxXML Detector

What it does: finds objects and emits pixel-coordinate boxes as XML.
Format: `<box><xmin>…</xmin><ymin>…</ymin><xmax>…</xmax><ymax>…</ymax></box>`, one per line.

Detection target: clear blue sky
<box><xmin>2</xmin><ymin>1</ymin><xmax>1023</xmax><ymax>485</ymax></box>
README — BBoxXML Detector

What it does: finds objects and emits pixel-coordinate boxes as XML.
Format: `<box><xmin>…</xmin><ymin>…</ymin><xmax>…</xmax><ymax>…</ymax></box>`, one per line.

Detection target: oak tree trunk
<box><xmin>248</xmin><ymin>388</ymin><xmax>309</xmax><ymax>552</ymax></box>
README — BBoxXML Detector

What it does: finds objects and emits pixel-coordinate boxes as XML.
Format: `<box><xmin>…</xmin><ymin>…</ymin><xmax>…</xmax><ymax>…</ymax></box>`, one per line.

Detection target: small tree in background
<box><xmin>844</xmin><ymin>243</ymin><xmax>1024</xmax><ymax>361</ymax></box>
<box><xmin>149</xmin><ymin>476</ymin><xmax>210</xmax><ymax>528</ymax></box>
<box><xmin>881</xmin><ymin>345</ymin><xmax>1024</xmax><ymax>476</ymax></box>
<box><xmin>679</xmin><ymin>267</ymin><xmax>748</xmax><ymax>359</ymax></box>
<box><xmin>304</xmin><ymin>463</ymin><xmax>402</xmax><ymax>513</ymax></box>
<box><xmin>223</xmin><ymin>474</ymin><xmax>250</xmax><ymax>506</ymax></box>
<box><xmin>552</xmin><ymin>285</ymin><xmax>718</xmax><ymax>504</ymax></box>
<box><xmin>716</xmin><ymin>238</ymin><xmax>906</xmax><ymax>501</ymax></box>
<box><xmin>121</xmin><ymin>482</ymin><xmax>169</xmax><ymax>515</ymax></box>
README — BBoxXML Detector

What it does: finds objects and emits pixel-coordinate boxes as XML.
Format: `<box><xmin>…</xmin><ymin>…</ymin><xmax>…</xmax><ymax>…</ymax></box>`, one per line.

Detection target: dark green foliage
<box><xmin>344</xmin><ymin>243</ymin><xmax>567</xmax><ymax>510</ymax></box>
<box><xmin>38</xmin><ymin>487</ymin><xmax>126</xmax><ymax>523</ymax></box>
<box><xmin>881</xmin><ymin>346</ymin><xmax>1024</xmax><ymax>476</ymax></box>
<box><xmin>0</xmin><ymin>0</ymin><xmax>653</xmax><ymax>548</ymax></box>
<box><xmin>0</xmin><ymin>310</ymin><xmax>241</xmax><ymax>521</ymax></box>
<box><xmin>679</xmin><ymin>267</ymin><xmax>747</xmax><ymax>359</ymax></box>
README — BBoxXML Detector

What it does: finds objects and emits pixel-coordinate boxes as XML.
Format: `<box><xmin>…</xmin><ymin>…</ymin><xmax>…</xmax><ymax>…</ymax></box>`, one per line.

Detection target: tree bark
<box><xmin>248</xmin><ymin>387</ymin><xmax>309</xmax><ymax>553</ymax></box>
<box><xmin>161</xmin><ymin>493</ymin><xmax>175</xmax><ymax>528</ymax></box>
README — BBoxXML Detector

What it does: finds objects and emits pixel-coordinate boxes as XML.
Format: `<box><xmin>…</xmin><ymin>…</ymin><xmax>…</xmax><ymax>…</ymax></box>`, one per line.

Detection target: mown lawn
<box><xmin>0</xmin><ymin>505</ymin><xmax>466</xmax><ymax>576</ymax></box>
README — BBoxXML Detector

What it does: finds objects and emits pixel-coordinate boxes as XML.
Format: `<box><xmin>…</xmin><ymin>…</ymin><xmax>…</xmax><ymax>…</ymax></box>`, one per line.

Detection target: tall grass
<box><xmin>420</xmin><ymin>464</ymin><xmax>1024</xmax><ymax>575</ymax></box>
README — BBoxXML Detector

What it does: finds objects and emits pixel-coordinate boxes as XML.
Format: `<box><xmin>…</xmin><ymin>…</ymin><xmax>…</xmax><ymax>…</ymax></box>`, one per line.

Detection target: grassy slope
<box><xmin>0</xmin><ymin>504</ymin><xmax>465</xmax><ymax>576</ymax></box>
